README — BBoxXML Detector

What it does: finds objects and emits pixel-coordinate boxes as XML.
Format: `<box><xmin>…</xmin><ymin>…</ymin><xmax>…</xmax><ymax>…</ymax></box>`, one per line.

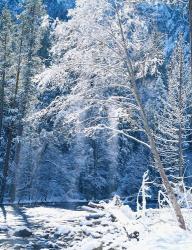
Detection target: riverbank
<box><xmin>0</xmin><ymin>203</ymin><xmax>192</xmax><ymax>249</ymax></box>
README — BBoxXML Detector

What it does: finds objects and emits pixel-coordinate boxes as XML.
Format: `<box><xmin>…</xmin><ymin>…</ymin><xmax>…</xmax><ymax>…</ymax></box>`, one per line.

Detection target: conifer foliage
<box><xmin>0</xmin><ymin>0</ymin><xmax>44</xmax><ymax>203</ymax></box>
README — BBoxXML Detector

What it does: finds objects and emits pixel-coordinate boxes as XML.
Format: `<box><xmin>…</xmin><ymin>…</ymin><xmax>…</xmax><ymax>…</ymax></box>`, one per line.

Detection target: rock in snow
<box><xmin>13</xmin><ymin>227</ymin><xmax>32</xmax><ymax>237</ymax></box>
<box><xmin>55</xmin><ymin>225</ymin><xmax>72</xmax><ymax>236</ymax></box>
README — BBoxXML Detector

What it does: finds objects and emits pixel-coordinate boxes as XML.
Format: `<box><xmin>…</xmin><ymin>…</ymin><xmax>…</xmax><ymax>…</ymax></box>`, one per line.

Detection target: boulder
<box><xmin>13</xmin><ymin>227</ymin><xmax>32</xmax><ymax>237</ymax></box>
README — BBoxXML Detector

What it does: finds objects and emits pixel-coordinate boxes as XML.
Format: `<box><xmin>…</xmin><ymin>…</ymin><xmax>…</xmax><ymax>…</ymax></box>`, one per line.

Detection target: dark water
<box><xmin>16</xmin><ymin>201</ymin><xmax>88</xmax><ymax>210</ymax></box>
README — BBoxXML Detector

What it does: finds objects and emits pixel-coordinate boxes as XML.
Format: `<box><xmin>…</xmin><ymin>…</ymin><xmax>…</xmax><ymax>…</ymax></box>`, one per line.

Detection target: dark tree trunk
<box><xmin>0</xmin><ymin>128</ymin><xmax>13</xmax><ymax>203</ymax></box>
<box><xmin>0</xmin><ymin>35</ymin><xmax>7</xmax><ymax>141</ymax></box>
<box><xmin>0</xmin><ymin>72</ymin><xmax>5</xmax><ymax>140</ymax></box>
<box><xmin>178</xmin><ymin>45</ymin><xmax>184</xmax><ymax>178</ymax></box>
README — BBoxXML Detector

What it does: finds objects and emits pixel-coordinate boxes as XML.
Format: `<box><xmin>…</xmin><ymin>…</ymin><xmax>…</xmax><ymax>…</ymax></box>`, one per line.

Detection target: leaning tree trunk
<box><xmin>115</xmin><ymin>6</ymin><xmax>186</xmax><ymax>230</ymax></box>
<box><xmin>132</xmin><ymin>87</ymin><xmax>186</xmax><ymax>230</ymax></box>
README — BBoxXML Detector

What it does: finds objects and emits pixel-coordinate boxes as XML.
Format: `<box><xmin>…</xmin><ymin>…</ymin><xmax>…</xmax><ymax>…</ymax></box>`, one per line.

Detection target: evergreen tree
<box><xmin>0</xmin><ymin>0</ymin><xmax>45</xmax><ymax>203</ymax></box>
<box><xmin>0</xmin><ymin>7</ymin><xmax>15</xmax><ymax>203</ymax></box>
<box><xmin>12</xmin><ymin>0</ymin><xmax>45</xmax><ymax>201</ymax></box>
<box><xmin>0</xmin><ymin>7</ymin><xmax>13</xmax><ymax>141</ymax></box>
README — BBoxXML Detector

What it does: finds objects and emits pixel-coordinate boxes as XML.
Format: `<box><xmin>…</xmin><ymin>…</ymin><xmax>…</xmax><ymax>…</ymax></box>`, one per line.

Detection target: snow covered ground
<box><xmin>0</xmin><ymin>203</ymin><xmax>192</xmax><ymax>249</ymax></box>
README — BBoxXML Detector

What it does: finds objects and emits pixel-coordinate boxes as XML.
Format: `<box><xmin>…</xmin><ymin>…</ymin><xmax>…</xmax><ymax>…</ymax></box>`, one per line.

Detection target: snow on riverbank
<box><xmin>0</xmin><ymin>204</ymin><xmax>192</xmax><ymax>249</ymax></box>
<box><xmin>24</xmin><ymin>205</ymin><xmax>192</xmax><ymax>249</ymax></box>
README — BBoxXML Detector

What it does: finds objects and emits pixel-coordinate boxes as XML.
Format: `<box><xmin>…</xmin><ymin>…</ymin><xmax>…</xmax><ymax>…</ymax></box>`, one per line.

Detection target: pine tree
<box><xmin>12</xmin><ymin>0</ymin><xmax>45</xmax><ymax>201</ymax></box>
<box><xmin>0</xmin><ymin>7</ymin><xmax>15</xmax><ymax>203</ymax></box>
<box><xmin>0</xmin><ymin>0</ymin><xmax>45</xmax><ymax>203</ymax></box>
<box><xmin>0</xmin><ymin>7</ymin><xmax>13</xmax><ymax>141</ymax></box>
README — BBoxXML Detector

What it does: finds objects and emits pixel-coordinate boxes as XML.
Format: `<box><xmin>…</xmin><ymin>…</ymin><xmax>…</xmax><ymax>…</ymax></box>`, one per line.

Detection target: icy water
<box><xmin>0</xmin><ymin>202</ymin><xmax>85</xmax><ymax>249</ymax></box>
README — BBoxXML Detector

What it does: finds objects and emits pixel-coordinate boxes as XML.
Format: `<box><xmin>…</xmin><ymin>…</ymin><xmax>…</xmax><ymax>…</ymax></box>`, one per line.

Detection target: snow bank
<box><xmin>81</xmin><ymin>239</ymin><xmax>102</xmax><ymax>250</ymax></box>
<box><xmin>55</xmin><ymin>225</ymin><xmax>72</xmax><ymax>235</ymax></box>
<box><xmin>1</xmin><ymin>204</ymin><xmax>192</xmax><ymax>250</ymax></box>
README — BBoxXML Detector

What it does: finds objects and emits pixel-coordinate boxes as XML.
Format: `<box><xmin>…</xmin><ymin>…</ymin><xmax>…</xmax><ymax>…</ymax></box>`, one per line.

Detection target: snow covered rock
<box><xmin>86</xmin><ymin>213</ymin><xmax>105</xmax><ymax>220</ymax></box>
<box><xmin>81</xmin><ymin>240</ymin><xmax>103</xmax><ymax>250</ymax></box>
<box><xmin>55</xmin><ymin>225</ymin><xmax>72</xmax><ymax>236</ymax></box>
<box><xmin>13</xmin><ymin>227</ymin><xmax>32</xmax><ymax>237</ymax></box>
<box><xmin>0</xmin><ymin>225</ymin><xmax>8</xmax><ymax>232</ymax></box>
<box><xmin>14</xmin><ymin>244</ymin><xmax>25</xmax><ymax>250</ymax></box>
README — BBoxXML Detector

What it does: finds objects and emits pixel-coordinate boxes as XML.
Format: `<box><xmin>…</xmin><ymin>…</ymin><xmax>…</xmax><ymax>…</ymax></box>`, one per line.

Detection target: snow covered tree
<box><xmin>0</xmin><ymin>0</ymin><xmax>45</xmax><ymax>203</ymax></box>
<box><xmin>54</xmin><ymin>0</ymin><xmax>186</xmax><ymax>229</ymax></box>
<box><xmin>0</xmin><ymin>7</ymin><xmax>15</xmax><ymax>203</ymax></box>
<box><xmin>155</xmin><ymin>34</ymin><xmax>191</xmax><ymax>180</ymax></box>
<box><xmin>27</xmin><ymin>0</ymin><xmax>187</xmax><ymax>228</ymax></box>
<box><xmin>11</xmin><ymin>0</ymin><xmax>45</xmax><ymax>202</ymax></box>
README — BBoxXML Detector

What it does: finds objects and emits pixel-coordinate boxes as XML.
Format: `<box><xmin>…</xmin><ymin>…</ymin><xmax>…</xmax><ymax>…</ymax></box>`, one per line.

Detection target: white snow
<box><xmin>0</xmin><ymin>205</ymin><xmax>192</xmax><ymax>249</ymax></box>
<box><xmin>25</xmin><ymin>205</ymin><xmax>192</xmax><ymax>249</ymax></box>
<box><xmin>55</xmin><ymin>225</ymin><xmax>72</xmax><ymax>235</ymax></box>
<box><xmin>81</xmin><ymin>239</ymin><xmax>102</xmax><ymax>250</ymax></box>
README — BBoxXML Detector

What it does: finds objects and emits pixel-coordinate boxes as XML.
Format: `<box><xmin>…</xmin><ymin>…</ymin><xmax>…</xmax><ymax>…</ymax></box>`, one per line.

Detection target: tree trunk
<box><xmin>6</xmin><ymin>32</ymin><xmax>23</xmax><ymax>202</ymax></box>
<box><xmin>10</xmin><ymin>125</ymin><xmax>23</xmax><ymax>202</ymax></box>
<box><xmin>131</xmin><ymin>76</ymin><xmax>186</xmax><ymax>229</ymax></box>
<box><xmin>12</xmin><ymin>6</ymin><xmax>36</xmax><ymax>189</ymax></box>
<box><xmin>178</xmin><ymin>45</ymin><xmax>184</xmax><ymax>178</ymax></box>
<box><xmin>178</xmin><ymin>124</ymin><xmax>184</xmax><ymax>178</ymax></box>
<box><xmin>0</xmin><ymin>128</ymin><xmax>13</xmax><ymax>203</ymax></box>
<box><xmin>0</xmin><ymin>72</ymin><xmax>5</xmax><ymax>140</ymax></box>
<box><xmin>0</xmin><ymin>35</ymin><xmax>7</xmax><ymax>140</ymax></box>
<box><xmin>14</xmin><ymin>31</ymin><xmax>23</xmax><ymax>100</ymax></box>
<box><xmin>115</xmin><ymin>5</ymin><xmax>186</xmax><ymax>230</ymax></box>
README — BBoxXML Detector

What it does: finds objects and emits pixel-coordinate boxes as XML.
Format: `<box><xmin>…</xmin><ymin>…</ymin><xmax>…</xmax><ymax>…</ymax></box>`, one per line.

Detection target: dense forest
<box><xmin>1</xmin><ymin>0</ymin><xmax>192</xmax><ymax>249</ymax></box>
<box><xmin>0</xmin><ymin>0</ymin><xmax>192</xmax><ymax>227</ymax></box>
